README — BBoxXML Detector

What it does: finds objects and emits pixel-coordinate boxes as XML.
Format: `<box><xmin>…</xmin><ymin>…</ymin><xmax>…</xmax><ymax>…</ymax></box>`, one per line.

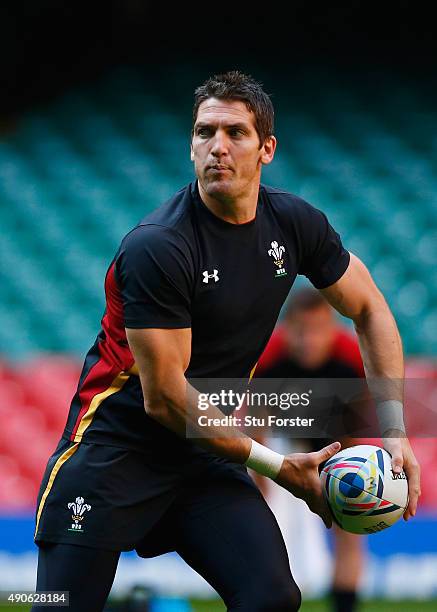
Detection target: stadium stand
<box><xmin>0</xmin><ymin>354</ymin><xmax>434</xmax><ymax>513</ymax></box>
<box><xmin>0</xmin><ymin>68</ymin><xmax>435</xmax><ymax>360</ymax></box>
<box><xmin>0</xmin><ymin>67</ymin><xmax>436</xmax><ymax>512</ymax></box>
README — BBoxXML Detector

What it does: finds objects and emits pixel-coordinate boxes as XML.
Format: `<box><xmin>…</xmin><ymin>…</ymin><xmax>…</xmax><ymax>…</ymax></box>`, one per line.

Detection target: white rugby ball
<box><xmin>320</xmin><ymin>444</ymin><xmax>408</xmax><ymax>534</ymax></box>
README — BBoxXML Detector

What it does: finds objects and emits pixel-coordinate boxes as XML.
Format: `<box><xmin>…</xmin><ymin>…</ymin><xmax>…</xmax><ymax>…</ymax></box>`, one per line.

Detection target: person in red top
<box><xmin>258</xmin><ymin>307</ymin><xmax>364</xmax><ymax>377</ymax></box>
<box><xmin>257</xmin><ymin>288</ymin><xmax>366</xmax><ymax>612</ymax></box>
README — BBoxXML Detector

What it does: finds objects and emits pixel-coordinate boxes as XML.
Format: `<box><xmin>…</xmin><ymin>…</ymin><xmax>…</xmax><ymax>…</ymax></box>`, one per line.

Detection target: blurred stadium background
<box><xmin>0</xmin><ymin>2</ymin><xmax>436</xmax><ymax>610</ymax></box>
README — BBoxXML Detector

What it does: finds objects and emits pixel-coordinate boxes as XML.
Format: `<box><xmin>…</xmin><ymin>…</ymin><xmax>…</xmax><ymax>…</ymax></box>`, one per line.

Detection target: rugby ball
<box><xmin>320</xmin><ymin>445</ymin><xmax>408</xmax><ymax>534</ymax></box>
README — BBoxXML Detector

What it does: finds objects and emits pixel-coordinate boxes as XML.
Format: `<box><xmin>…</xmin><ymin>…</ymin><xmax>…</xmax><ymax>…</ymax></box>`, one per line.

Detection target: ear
<box><xmin>260</xmin><ymin>135</ymin><xmax>277</xmax><ymax>166</ymax></box>
<box><xmin>190</xmin><ymin>141</ymin><xmax>195</xmax><ymax>162</ymax></box>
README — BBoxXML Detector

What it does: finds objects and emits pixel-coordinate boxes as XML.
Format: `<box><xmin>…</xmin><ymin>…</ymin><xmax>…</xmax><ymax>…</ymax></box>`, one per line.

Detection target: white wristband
<box><xmin>376</xmin><ymin>400</ymin><xmax>406</xmax><ymax>435</ymax></box>
<box><xmin>244</xmin><ymin>440</ymin><xmax>285</xmax><ymax>480</ymax></box>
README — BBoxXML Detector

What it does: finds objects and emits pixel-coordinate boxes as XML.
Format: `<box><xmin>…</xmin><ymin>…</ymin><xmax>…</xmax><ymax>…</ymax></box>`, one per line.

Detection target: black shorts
<box><xmin>34</xmin><ymin>436</ymin><xmax>258</xmax><ymax>553</ymax></box>
<box><xmin>33</xmin><ymin>449</ymin><xmax>302</xmax><ymax>612</ymax></box>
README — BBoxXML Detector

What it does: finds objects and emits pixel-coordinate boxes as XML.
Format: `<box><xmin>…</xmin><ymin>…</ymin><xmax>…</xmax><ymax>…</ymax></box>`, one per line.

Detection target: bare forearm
<box><xmin>354</xmin><ymin>302</ymin><xmax>404</xmax><ymax>380</ymax></box>
<box><xmin>126</xmin><ymin>328</ymin><xmax>253</xmax><ymax>463</ymax></box>
<box><xmin>144</xmin><ymin>377</ymin><xmax>252</xmax><ymax>463</ymax></box>
<box><xmin>321</xmin><ymin>254</ymin><xmax>404</xmax><ymax>383</ymax></box>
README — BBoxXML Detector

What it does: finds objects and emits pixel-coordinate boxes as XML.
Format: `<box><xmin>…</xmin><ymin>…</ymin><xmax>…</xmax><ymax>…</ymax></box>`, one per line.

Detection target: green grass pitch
<box><xmin>1</xmin><ymin>599</ymin><xmax>436</xmax><ymax>611</ymax></box>
<box><xmin>191</xmin><ymin>600</ymin><xmax>437</xmax><ymax>612</ymax></box>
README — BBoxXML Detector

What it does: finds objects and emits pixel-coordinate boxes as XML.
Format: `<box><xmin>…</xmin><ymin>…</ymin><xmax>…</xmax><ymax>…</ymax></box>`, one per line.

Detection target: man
<box><xmin>32</xmin><ymin>71</ymin><xmax>420</xmax><ymax>612</ymax></box>
<box><xmin>258</xmin><ymin>288</ymin><xmax>366</xmax><ymax>612</ymax></box>
<box><xmin>257</xmin><ymin>290</ymin><xmax>365</xmax><ymax>379</ymax></box>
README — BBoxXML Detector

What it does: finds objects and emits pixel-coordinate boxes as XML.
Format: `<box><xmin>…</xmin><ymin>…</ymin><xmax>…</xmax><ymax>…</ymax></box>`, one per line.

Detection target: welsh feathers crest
<box><xmin>67</xmin><ymin>496</ymin><xmax>91</xmax><ymax>531</ymax></box>
<box><xmin>268</xmin><ymin>241</ymin><xmax>287</xmax><ymax>277</ymax></box>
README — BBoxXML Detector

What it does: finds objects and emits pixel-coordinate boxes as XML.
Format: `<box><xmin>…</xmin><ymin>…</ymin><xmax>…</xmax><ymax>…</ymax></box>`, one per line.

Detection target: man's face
<box><xmin>284</xmin><ymin>305</ymin><xmax>336</xmax><ymax>370</ymax></box>
<box><xmin>191</xmin><ymin>98</ymin><xmax>275</xmax><ymax>201</ymax></box>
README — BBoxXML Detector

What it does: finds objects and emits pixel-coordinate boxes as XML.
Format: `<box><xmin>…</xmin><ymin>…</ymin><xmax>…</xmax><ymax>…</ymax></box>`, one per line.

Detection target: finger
<box><xmin>391</xmin><ymin>444</ymin><xmax>404</xmax><ymax>474</ymax></box>
<box><xmin>404</xmin><ymin>464</ymin><xmax>421</xmax><ymax>520</ymax></box>
<box><xmin>318</xmin><ymin>498</ymin><xmax>333</xmax><ymax>529</ymax></box>
<box><xmin>320</xmin><ymin>502</ymin><xmax>333</xmax><ymax>529</ymax></box>
<box><xmin>308</xmin><ymin>479</ymin><xmax>333</xmax><ymax>528</ymax></box>
<box><xmin>391</xmin><ymin>454</ymin><xmax>404</xmax><ymax>474</ymax></box>
<box><xmin>308</xmin><ymin>494</ymin><xmax>333</xmax><ymax>529</ymax></box>
<box><xmin>314</xmin><ymin>441</ymin><xmax>341</xmax><ymax>466</ymax></box>
<box><xmin>383</xmin><ymin>438</ymin><xmax>403</xmax><ymax>474</ymax></box>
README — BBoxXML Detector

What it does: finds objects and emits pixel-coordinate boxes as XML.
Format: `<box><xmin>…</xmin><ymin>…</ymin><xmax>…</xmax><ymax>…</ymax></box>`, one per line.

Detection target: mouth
<box><xmin>207</xmin><ymin>164</ymin><xmax>233</xmax><ymax>173</ymax></box>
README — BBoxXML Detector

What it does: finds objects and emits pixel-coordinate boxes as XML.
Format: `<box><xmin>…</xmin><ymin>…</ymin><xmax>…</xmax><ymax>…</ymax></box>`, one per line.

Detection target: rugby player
<box><xmin>32</xmin><ymin>71</ymin><xmax>420</xmax><ymax>612</ymax></box>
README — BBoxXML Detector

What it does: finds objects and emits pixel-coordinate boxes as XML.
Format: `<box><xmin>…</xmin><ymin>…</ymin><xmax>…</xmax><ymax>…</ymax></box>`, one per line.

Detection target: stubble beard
<box><xmin>200</xmin><ymin>172</ymin><xmax>238</xmax><ymax>204</ymax></box>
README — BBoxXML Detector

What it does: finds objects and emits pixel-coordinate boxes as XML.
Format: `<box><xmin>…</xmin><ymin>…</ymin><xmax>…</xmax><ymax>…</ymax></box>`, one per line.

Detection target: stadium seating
<box><xmin>0</xmin><ymin>67</ymin><xmax>436</xmax><ymax>511</ymax></box>
<box><xmin>0</xmin><ymin>357</ymin><xmax>81</xmax><ymax>510</ymax></box>
<box><xmin>0</xmin><ymin>355</ymin><xmax>435</xmax><ymax>512</ymax></box>
<box><xmin>0</xmin><ymin>67</ymin><xmax>435</xmax><ymax>358</ymax></box>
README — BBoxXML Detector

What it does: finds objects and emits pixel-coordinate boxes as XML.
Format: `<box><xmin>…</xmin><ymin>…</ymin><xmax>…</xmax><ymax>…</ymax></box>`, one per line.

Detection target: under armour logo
<box><xmin>202</xmin><ymin>269</ymin><xmax>219</xmax><ymax>283</ymax></box>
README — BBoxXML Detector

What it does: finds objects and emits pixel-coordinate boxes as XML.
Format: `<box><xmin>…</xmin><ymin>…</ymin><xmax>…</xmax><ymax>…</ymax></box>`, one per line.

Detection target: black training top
<box><xmin>61</xmin><ymin>180</ymin><xmax>350</xmax><ymax>460</ymax></box>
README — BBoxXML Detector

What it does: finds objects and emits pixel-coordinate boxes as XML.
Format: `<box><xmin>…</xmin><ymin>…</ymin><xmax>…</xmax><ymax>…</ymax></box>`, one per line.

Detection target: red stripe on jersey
<box><xmin>100</xmin><ymin>260</ymin><xmax>136</xmax><ymax>372</ymax></box>
<box><xmin>69</xmin><ymin>260</ymin><xmax>136</xmax><ymax>439</ymax></box>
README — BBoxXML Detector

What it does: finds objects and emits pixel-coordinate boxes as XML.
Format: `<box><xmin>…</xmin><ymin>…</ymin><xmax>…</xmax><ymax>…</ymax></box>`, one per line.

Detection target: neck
<box><xmin>197</xmin><ymin>180</ymin><xmax>260</xmax><ymax>225</ymax></box>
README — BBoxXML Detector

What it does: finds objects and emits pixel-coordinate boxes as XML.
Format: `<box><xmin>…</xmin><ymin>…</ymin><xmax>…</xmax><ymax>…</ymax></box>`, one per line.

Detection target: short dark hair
<box><xmin>285</xmin><ymin>288</ymin><xmax>330</xmax><ymax>319</ymax></box>
<box><xmin>192</xmin><ymin>70</ymin><xmax>274</xmax><ymax>146</ymax></box>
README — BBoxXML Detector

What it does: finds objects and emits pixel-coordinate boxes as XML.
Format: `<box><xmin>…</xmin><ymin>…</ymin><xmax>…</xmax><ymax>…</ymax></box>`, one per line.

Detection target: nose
<box><xmin>210</xmin><ymin>130</ymin><xmax>229</xmax><ymax>157</ymax></box>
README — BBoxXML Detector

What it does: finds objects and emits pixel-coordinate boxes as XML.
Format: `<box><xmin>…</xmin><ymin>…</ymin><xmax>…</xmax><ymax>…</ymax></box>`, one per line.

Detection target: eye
<box><xmin>197</xmin><ymin>127</ymin><xmax>212</xmax><ymax>137</ymax></box>
<box><xmin>229</xmin><ymin>128</ymin><xmax>245</xmax><ymax>137</ymax></box>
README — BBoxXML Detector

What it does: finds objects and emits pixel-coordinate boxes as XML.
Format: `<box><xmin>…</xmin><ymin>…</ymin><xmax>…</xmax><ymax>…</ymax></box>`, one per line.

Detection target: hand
<box><xmin>383</xmin><ymin>434</ymin><xmax>421</xmax><ymax>520</ymax></box>
<box><xmin>274</xmin><ymin>441</ymin><xmax>341</xmax><ymax>528</ymax></box>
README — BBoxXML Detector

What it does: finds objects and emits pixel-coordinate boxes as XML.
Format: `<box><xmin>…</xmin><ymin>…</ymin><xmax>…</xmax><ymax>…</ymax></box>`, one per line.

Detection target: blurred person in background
<box><xmin>258</xmin><ymin>288</ymin><xmax>366</xmax><ymax>612</ymax></box>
